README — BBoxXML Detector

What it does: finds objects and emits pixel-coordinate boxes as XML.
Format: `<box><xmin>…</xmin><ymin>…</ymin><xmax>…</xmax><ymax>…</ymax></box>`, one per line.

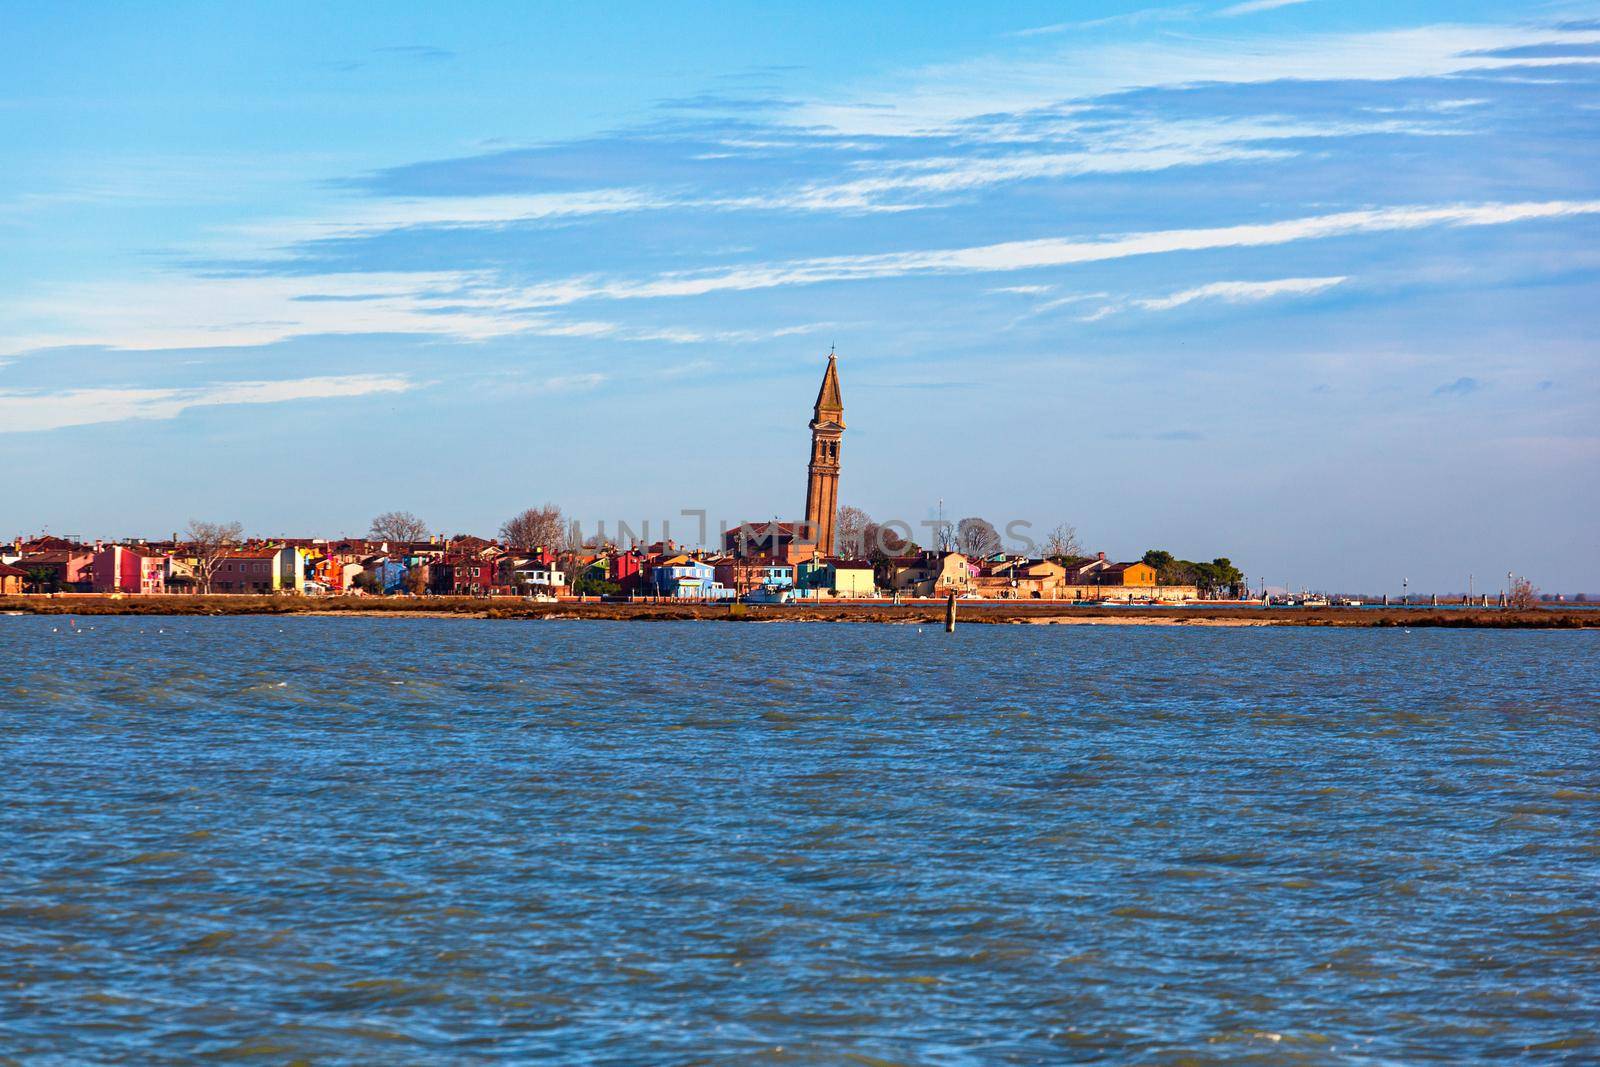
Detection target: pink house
<box><xmin>92</xmin><ymin>545</ymin><xmax>169</xmax><ymax>594</ymax></box>
<box><xmin>14</xmin><ymin>549</ymin><xmax>95</xmax><ymax>591</ymax></box>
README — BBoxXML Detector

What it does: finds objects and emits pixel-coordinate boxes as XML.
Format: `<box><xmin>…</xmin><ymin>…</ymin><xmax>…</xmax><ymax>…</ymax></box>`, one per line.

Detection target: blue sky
<box><xmin>3</xmin><ymin>0</ymin><xmax>1598</xmax><ymax>592</ymax></box>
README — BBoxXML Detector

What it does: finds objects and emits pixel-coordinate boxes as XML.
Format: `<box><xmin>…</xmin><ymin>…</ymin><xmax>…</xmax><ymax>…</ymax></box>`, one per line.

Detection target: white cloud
<box><xmin>767</xmin><ymin>114</ymin><xmax>1458</xmax><ymax>210</ymax></box>
<box><xmin>0</xmin><ymin>374</ymin><xmax>412</xmax><ymax>433</ymax></box>
<box><xmin>536</xmin><ymin>373</ymin><xmax>607</xmax><ymax>393</ymax></box>
<box><xmin>226</xmin><ymin>190</ymin><xmax>661</xmax><ymax>251</ymax></box>
<box><xmin>1083</xmin><ymin>275</ymin><xmax>1346</xmax><ymax>319</ymax></box>
<box><xmin>11</xmin><ymin>200</ymin><xmax>1595</xmax><ymax>352</ymax></box>
<box><xmin>1218</xmin><ymin>0</ymin><xmax>1315</xmax><ymax>17</ymax></box>
<box><xmin>2</xmin><ymin>268</ymin><xmax>823</xmax><ymax>355</ymax></box>
<box><xmin>793</xmin><ymin>24</ymin><xmax>1600</xmax><ymax>135</ymax></box>
<box><xmin>3</xmin><ymin>271</ymin><xmax>536</xmax><ymax>353</ymax></box>
<box><xmin>504</xmin><ymin>199</ymin><xmax>1600</xmax><ymax>307</ymax></box>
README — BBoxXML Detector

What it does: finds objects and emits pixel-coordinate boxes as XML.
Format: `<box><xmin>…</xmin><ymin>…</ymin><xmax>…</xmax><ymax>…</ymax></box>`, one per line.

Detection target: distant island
<box><xmin>2</xmin><ymin>354</ymin><xmax>1573</xmax><ymax>619</ymax></box>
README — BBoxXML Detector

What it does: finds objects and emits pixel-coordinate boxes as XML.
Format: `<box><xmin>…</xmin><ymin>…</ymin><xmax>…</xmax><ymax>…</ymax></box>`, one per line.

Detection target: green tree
<box><xmin>1142</xmin><ymin>549</ymin><xmax>1174</xmax><ymax>572</ymax></box>
<box><xmin>24</xmin><ymin>566</ymin><xmax>60</xmax><ymax>594</ymax></box>
<box><xmin>1208</xmin><ymin>557</ymin><xmax>1244</xmax><ymax>596</ymax></box>
<box><xmin>573</xmin><ymin>574</ymin><xmax>621</xmax><ymax>597</ymax></box>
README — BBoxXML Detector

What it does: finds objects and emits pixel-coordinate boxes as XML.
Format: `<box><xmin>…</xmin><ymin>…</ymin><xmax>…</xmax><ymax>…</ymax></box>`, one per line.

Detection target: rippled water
<box><xmin>2</xmin><ymin>617</ymin><xmax>1597</xmax><ymax>1063</ymax></box>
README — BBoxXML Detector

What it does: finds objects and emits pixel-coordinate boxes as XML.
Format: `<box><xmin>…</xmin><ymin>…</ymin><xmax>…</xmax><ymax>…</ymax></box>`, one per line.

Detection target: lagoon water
<box><xmin>2</xmin><ymin>617</ymin><xmax>1597</xmax><ymax>1063</ymax></box>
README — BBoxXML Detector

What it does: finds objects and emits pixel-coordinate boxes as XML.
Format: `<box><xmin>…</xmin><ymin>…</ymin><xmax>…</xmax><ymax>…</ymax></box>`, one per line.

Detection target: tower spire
<box><xmin>803</xmin><ymin>350</ymin><xmax>845</xmax><ymax>556</ymax></box>
<box><xmin>813</xmin><ymin>349</ymin><xmax>844</xmax><ymax>426</ymax></box>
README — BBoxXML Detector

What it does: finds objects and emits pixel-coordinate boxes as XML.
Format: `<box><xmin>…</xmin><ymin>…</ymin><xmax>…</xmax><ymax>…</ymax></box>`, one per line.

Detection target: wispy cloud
<box><xmin>498</xmin><ymin>199</ymin><xmax>1600</xmax><ymax>308</ymax></box>
<box><xmin>13</xmin><ymin>199</ymin><xmax>1594</xmax><ymax>353</ymax></box>
<box><xmin>0</xmin><ymin>375</ymin><xmax>412</xmax><ymax>433</ymax></box>
<box><xmin>3</xmin><ymin>268</ymin><xmax>823</xmax><ymax>355</ymax></box>
<box><xmin>373</xmin><ymin>45</ymin><xmax>455</xmax><ymax>61</ymax></box>
<box><xmin>1217</xmin><ymin>0</ymin><xmax>1315</xmax><ymax>17</ymax></box>
<box><xmin>224</xmin><ymin>190</ymin><xmax>659</xmax><ymax>250</ymax></box>
<box><xmin>1007</xmin><ymin>5</ymin><xmax>1199</xmax><ymax>37</ymax></box>
<box><xmin>796</xmin><ymin>23</ymin><xmax>1600</xmax><ymax>134</ymax></box>
<box><xmin>219</xmin><ymin>114</ymin><xmax>1411</xmax><ymax>245</ymax></box>
<box><xmin>1432</xmin><ymin>375</ymin><xmax>1483</xmax><ymax>397</ymax></box>
<box><xmin>1083</xmin><ymin>275</ymin><xmax>1347</xmax><ymax>320</ymax></box>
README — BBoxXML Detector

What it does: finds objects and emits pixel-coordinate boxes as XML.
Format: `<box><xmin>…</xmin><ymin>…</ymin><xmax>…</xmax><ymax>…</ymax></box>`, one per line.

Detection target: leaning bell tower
<box><xmin>803</xmin><ymin>350</ymin><xmax>845</xmax><ymax>556</ymax></box>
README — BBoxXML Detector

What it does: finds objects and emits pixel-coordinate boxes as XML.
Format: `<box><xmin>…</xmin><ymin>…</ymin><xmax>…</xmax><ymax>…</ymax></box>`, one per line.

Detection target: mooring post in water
<box><xmin>945</xmin><ymin>592</ymin><xmax>957</xmax><ymax>633</ymax></box>
<box><xmin>1431</xmin><ymin>593</ymin><xmax>1438</xmax><ymax>607</ymax></box>
<box><xmin>1382</xmin><ymin>593</ymin><xmax>1388</xmax><ymax>606</ymax></box>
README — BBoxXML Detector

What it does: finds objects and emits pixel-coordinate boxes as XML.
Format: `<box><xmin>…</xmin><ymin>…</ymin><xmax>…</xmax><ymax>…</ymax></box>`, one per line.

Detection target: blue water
<box><xmin>2</xmin><ymin>617</ymin><xmax>1597</xmax><ymax>1063</ymax></box>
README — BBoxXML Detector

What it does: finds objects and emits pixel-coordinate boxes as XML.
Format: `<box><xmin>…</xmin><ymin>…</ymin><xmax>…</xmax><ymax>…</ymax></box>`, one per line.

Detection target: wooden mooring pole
<box><xmin>945</xmin><ymin>592</ymin><xmax>957</xmax><ymax>633</ymax></box>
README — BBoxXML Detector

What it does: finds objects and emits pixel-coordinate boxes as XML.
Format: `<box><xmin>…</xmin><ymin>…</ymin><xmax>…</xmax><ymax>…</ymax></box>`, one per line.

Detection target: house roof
<box><xmin>15</xmin><ymin>551</ymin><xmax>85</xmax><ymax>564</ymax></box>
<box><xmin>726</xmin><ymin>521</ymin><xmax>809</xmax><ymax>540</ymax></box>
<box><xmin>0</xmin><ymin>562</ymin><xmax>27</xmax><ymax>578</ymax></box>
<box><xmin>19</xmin><ymin>536</ymin><xmax>83</xmax><ymax>552</ymax></box>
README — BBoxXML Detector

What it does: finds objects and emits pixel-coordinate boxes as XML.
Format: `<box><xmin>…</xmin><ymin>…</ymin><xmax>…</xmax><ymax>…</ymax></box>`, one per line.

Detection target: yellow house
<box><xmin>881</xmin><ymin>552</ymin><xmax>972</xmax><ymax>596</ymax></box>
<box><xmin>830</xmin><ymin>561</ymin><xmax>877</xmax><ymax>597</ymax></box>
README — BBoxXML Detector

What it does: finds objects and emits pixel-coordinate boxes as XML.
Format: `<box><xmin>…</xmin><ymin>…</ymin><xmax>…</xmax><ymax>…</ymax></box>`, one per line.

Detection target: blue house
<box><xmin>361</xmin><ymin>556</ymin><xmax>410</xmax><ymax>594</ymax></box>
<box><xmin>649</xmin><ymin>557</ymin><xmax>734</xmax><ymax>600</ymax></box>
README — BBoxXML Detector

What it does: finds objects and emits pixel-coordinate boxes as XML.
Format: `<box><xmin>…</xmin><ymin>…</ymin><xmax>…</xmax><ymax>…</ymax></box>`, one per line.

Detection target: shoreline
<box><xmin>2</xmin><ymin>596</ymin><xmax>1593</xmax><ymax>629</ymax></box>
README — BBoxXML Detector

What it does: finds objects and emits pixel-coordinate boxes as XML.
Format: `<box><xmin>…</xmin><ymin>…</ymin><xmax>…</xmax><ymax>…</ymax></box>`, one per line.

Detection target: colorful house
<box><xmin>1098</xmin><ymin>561</ymin><xmax>1158</xmax><ymax>587</ymax></box>
<box><xmin>431</xmin><ymin>554</ymin><xmax>503</xmax><ymax>595</ymax></box>
<box><xmin>91</xmin><ymin>545</ymin><xmax>169</xmax><ymax>594</ymax></box>
<box><xmin>359</xmin><ymin>556</ymin><xmax>409</xmax><ymax>594</ymax></box>
<box><xmin>12</xmin><ymin>549</ymin><xmax>94</xmax><ymax>592</ymax></box>
<box><xmin>0</xmin><ymin>563</ymin><xmax>26</xmax><ymax>595</ymax></box>
<box><xmin>827</xmin><ymin>559</ymin><xmax>877</xmax><ymax>597</ymax></box>
<box><xmin>213</xmin><ymin>547</ymin><xmax>304</xmax><ymax>594</ymax></box>
<box><xmin>877</xmin><ymin>551</ymin><xmax>972</xmax><ymax>597</ymax></box>
<box><xmin>612</xmin><ymin>549</ymin><xmax>647</xmax><ymax>594</ymax></box>
<box><xmin>510</xmin><ymin>558</ymin><xmax>567</xmax><ymax>594</ymax></box>
<box><xmin>723</xmin><ymin>521</ymin><xmax>818</xmax><ymax>565</ymax></box>
<box><xmin>650</xmin><ymin>556</ymin><xmax>733</xmax><ymax>599</ymax></box>
<box><xmin>1063</xmin><ymin>553</ymin><xmax>1112</xmax><ymax>584</ymax></box>
<box><xmin>712</xmin><ymin>556</ymin><xmax>795</xmax><ymax>596</ymax></box>
<box><xmin>971</xmin><ymin>557</ymin><xmax>1068</xmax><ymax>599</ymax></box>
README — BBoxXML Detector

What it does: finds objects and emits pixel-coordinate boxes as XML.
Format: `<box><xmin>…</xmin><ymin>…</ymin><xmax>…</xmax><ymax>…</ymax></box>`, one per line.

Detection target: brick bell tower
<box><xmin>803</xmin><ymin>349</ymin><xmax>845</xmax><ymax>556</ymax></box>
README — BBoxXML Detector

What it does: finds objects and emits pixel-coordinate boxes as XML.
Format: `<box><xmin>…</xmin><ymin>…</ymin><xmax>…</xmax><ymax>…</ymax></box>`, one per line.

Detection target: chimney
<box><xmin>1098</xmin><ymin>551</ymin><xmax>1106</xmax><ymax>561</ymax></box>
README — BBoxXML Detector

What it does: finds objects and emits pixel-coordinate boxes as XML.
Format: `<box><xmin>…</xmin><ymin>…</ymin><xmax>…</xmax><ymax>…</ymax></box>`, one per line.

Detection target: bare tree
<box><xmin>956</xmin><ymin>516</ymin><xmax>1002</xmax><ymax>559</ymax></box>
<box><xmin>862</xmin><ymin>522</ymin><xmax>912</xmax><ymax>561</ymax></box>
<box><xmin>369</xmin><ymin>510</ymin><xmax>428</xmax><ymax>543</ymax></box>
<box><xmin>406</xmin><ymin>563</ymin><xmax>430</xmax><ymax>596</ymax></box>
<box><xmin>1508</xmin><ymin>575</ymin><xmax>1541</xmax><ymax>611</ymax></box>
<box><xmin>500</xmin><ymin>504</ymin><xmax>566</xmax><ymax>553</ymax></box>
<box><xmin>1044</xmin><ymin>522</ymin><xmax>1082</xmax><ymax>560</ymax></box>
<box><xmin>834</xmin><ymin>505</ymin><xmax>871</xmax><ymax>558</ymax></box>
<box><xmin>185</xmin><ymin>519</ymin><xmax>245</xmax><ymax>593</ymax></box>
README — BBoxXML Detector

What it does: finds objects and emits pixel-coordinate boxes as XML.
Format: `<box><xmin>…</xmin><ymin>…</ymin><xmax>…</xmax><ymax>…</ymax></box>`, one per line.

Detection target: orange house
<box><xmin>1099</xmin><ymin>561</ymin><xmax>1158</xmax><ymax>586</ymax></box>
<box><xmin>0</xmin><ymin>562</ymin><xmax>26</xmax><ymax>595</ymax></box>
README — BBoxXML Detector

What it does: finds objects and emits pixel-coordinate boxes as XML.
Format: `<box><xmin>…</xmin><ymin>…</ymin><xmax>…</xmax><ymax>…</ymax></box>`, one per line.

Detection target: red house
<box><xmin>611</xmin><ymin>549</ymin><xmax>647</xmax><ymax>594</ymax></box>
<box><xmin>92</xmin><ymin>545</ymin><xmax>169</xmax><ymax>594</ymax></box>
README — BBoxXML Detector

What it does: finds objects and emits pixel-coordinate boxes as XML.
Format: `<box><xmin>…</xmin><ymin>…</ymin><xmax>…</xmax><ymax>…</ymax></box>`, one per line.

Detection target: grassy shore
<box><xmin>1</xmin><ymin>595</ymin><xmax>1594</xmax><ymax>628</ymax></box>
